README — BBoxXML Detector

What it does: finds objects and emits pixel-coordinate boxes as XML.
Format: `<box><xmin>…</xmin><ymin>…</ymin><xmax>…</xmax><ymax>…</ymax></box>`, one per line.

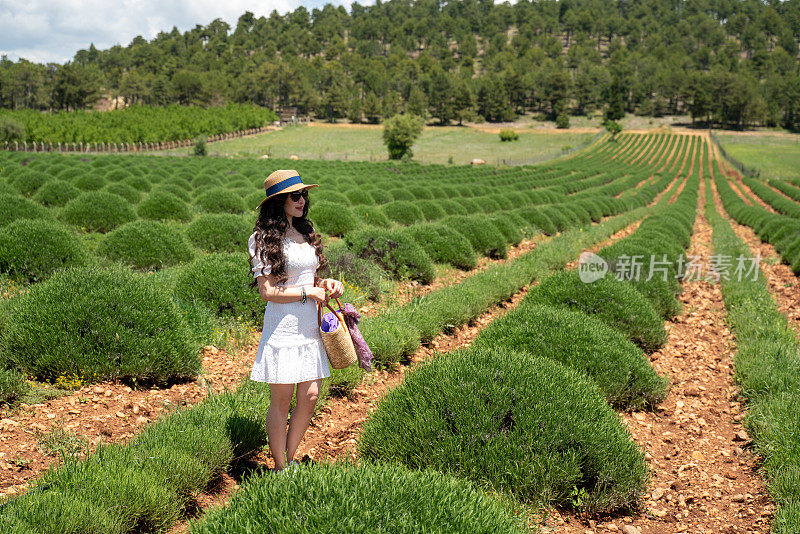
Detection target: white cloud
<box><xmin>0</xmin><ymin>0</ymin><xmax>355</xmax><ymax>64</ymax></box>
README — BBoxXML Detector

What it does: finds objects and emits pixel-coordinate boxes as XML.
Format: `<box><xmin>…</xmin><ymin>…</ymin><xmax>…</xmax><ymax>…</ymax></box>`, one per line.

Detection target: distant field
<box><xmin>715</xmin><ymin>133</ymin><xmax>800</xmax><ymax>180</ymax></box>
<box><xmin>185</xmin><ymin>124</ymin><xmax>597</xmax><ymax>165</ymax></box>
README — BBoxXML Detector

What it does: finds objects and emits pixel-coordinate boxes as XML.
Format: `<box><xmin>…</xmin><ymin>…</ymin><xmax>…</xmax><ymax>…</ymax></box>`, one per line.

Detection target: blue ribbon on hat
<box><xmin>265</xmin><ymin>175</ymin><xmax>302</xmax><ymax>198</ymax></box>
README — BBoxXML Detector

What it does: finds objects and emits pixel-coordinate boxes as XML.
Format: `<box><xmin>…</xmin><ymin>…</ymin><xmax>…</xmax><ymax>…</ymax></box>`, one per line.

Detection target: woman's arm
<box><xmin>256</xmin><ymin>274</ymin><xmax>327</xmax><ymax>304</ymax></box>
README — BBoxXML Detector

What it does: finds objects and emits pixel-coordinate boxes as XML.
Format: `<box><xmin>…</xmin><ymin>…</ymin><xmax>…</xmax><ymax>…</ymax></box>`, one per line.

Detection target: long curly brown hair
<box><xmin>249</xmin><ymin>192</ymin><xmax>328</xmax><ymax>287</ymax></box>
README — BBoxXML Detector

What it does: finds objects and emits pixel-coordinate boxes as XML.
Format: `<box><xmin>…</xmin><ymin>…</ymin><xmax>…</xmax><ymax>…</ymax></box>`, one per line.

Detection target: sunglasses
<box><xmin>289</xmin><ymin>190</ymin><xmax>308</xmax><ymax>202</ymax></box>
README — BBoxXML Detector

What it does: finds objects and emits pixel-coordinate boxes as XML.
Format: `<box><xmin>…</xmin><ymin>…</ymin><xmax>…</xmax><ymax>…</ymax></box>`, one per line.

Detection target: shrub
<box><xmin>103</xmin><ymin>168</ymin><xmax>133</xmax><ymax>182</ymax></box>
<box><xmin>193</xmin><ymin>135</ymin><xmax>207</xmax><ymax>156</ymax></box>
<box><xmin>473</xmin><ymin>304</ymin><xmax>667</xmax><ymax>410</ymax></box>
<box><xmin>7</xmin><ymin>169</ymin><xmax>51</xmax><ymax>196</ymax></box>
<box><xmin>138</xmin><ymin>190</ymin><xmax>193</xmax><ymax>222</ymax></box>
<box><xmin>344</xmin><ymin>189</ymin><xmax>374</xmax><ymax>205</ymax></box>
<box><xmin>443</xmin><ymin>215</ymin><xmax>507</xmax><ymax>258</ymax></box>
<box><xmin>366</xmin><ymin>188</ymin><xmax>393</xmax><ymax>204</ymax></box>
<box><xmin>0</xmin><ymin>368</ymin><xmax>28</xmax><ymax>406</ymax></box>
<box><xmin>499</xmin><ymin>129</ymin><xmax>519</xmax><ymax>141</ymax></box>
<box><xmin>33</xmin><ymin>180</ymin><xmax>80</xmax><ymax>207</ymax></box>
<box><xmin>310</xmin><ymin>201</ymin><xmax>360</xmax><ymax>237</ymax></box>
<box><xmin>0</xmin><ymin>264</ymin><xmax>199</xmax><ymax>383</ymax></box>
<box><xmin>735</xmin><ymin>340</ymin><xmax>800</xmax><ymax>401</ymax></box>
<box><xmin>186</xmin><ymin>214</ymin><xmax>251</xmax><ymax>253</ymax></box>
<box><xmin>455</xmin><ymin>197</ymin><xmax>482</xmax><ymax>213</ymax></box>
<box><xmin>225</xmin><ymin>176</ymin><xmax>250</xmax><ymax>190</ymax></box>
<box><xmin>145</xmin><ymin>170</ymin><xmax>170</xmax><ymax>184</ymax></box>
<box><xmin>317</xmin><ymin>190</ymin><xmax>349</xmax><ymax>205</ymax></box>
<box><xmin>359</xmin><ymin>313</ymin><xmax>421</xmax><ymax>366</ymax></box>
<box><xmin>89</xmin><ymin>157</ymin><xmax>115</xmax><ymax>169</ymax></box>
<box><xmin>61</xmin><ymin>191</ymin><xmax>136</xmax><ymax>232</ymax></box>
<box><xmin>192</xmin><ymin>175</ymin><xmax>223</xmax><ymax>189</ymax></box>
<box><xmin>120</xmin><ymin>174</ymin><xmax>151</xmax><ymax>192</ymax></box>
<box><xmin>747</xmin><ymin>391</ymin><xmax>800</xmax><ymax>486</ymax></box>
<box><xmin>382</xmin><ymin>200</ymin><xmax>425</xmax><ymax>225</ymax></box>
<box><xmin>244</xmin><ymin>190</ymin><xmax>265</xmax><ymax>210</ymax></box>
<box><xmin>189</xmin><ymin>461</ymin><xmax>526</xmax><ymax>534</ymax></box>
<box><xmin>416</xmin><ymin>199</ymin><xmax>447</xmax><ymax>221</ymax></box>
<box><xmin>404</xmin><ymin>222</ymin><xmax>478</xmax><ymax>270</ymax></box>
<box><xmin>324</xmin><ymin>240</ymin><xmax>388</xmax><ymax>301</ymax></box>
<box><xmin>538</xmin><ymin>205</ymin><xmax>573</xmax><ymax>232</ymax></box>
<box><xmin>504</xmin><ymin>211</ymin><xmax>536</xmax><ymax>237</ymax></box>
<box><xmin>345</xmin><ymin>227</ymin><xmax>435</xmax><ymax>284</ymax></box>
<box><xmin>0</xmin><ymin>193</ymin><xmax>53</xmax><ymax>228</ymax></box>
<box><xmin>439</xmin><ymin>199</ymin><xmax>469</xmax><ymax>215</ymax></box>
<box><xmin>406</xmin><ymin>185</ymin><xmax>433</xmax><ymax>200</ymax></box>
<box><xmin>97</xmin><ymin>220</ymin><xmax>194</xmax><ymax>270</ymax></box>
<box><xmin>72</xmin><ymin>174</ymin><xmax>107</xmax><ymax>191</ymax></box>
<box><xmin>0</xmin><ymin>219</ymin><xmax>91</xmax><ymax>283</ymax></box>
<box><xmin>0</xmin><ymin>180</ymin><xmax>15</xmax><ymax>196</ymax></box>
<box><xmin>528</xmin><ymin>270</ymin><xmax>667</xmax><ymax>352</ymax></box>
<box><xmin>172</xmin><ymin>253</ymin><xmax>264</xmax><ymax>324</ymax></box>
<box><xmin>351</xmin><ymin>205</ymin><xmax>391</xmax><ymax>228</ymax></box>
<box><xmin>0</xmin><ymin>117</ymin><xmax>26</xmax><ymax>143</ymax></box>
<box><xmin>104</xmin><ymin>182</ymin><xmax>143</xmax><ymax>204</ymax></box>
<box><xmin>387</xmin><ymin>187</ymin><xmax>414</xmax><ymax>201</ymax></box>
<box><xmin>164</xmin><ymin>176</ymin><xmax>193</xmax><ymax>192</ymax></box>
<box><xmin>625</xmin><ymin>276</ymin><xmax>682</xmax><ymax>319</ymax></box>
<box><xmin>556</xmin><ymin>113</ymin><xmax>570</xmax><ymax>129</ymax></box>
<box><xmin>152</xmin><ymin>183</ymin><xmax>191</xmax><ymax>202</ymax></box>
<box><xmin>195</xmin><ymin>187</ymin><xmax>246</xmax><ymax>214</ymax></box>
<box><xmin>564</xmin><ymin>203</ymin><xmax>592</xmax><ymax>225</ymax></box>
<box><xmin>488</xmin><ymin>216</ymin><xmax>524</xmax><ymax>245</ymax></box>
<box><xmin>576</xmin><ymin>199</ymin><xmax>604</xmax><ymax>223</ymax></box>
<box><xmin>26</xmin><ymin>159</ymin><xmax>52</xmax><ymax>172</ymax></box>
<box><xmin>429</xmin><ymin>186</ymin><xmax>448</xmax><ymax>198</ymax></box>
<box><xmin>599</xmin><ymin>241</ymin><xmax>680</xmax><ymax>293</ymax></box>
<box><xmin>359</xmin><ymin>346</ymin><xmax>648</xmax><ymax>513</ymax></box>
<box><xmin>439</xmin><ymin>185</ymin><xmax>463</xmax><ymax>198</ymax></box>
<box><xmin>478</xmin><ymin>196</ymin><xmax>504</xmax><ymax>214</ymax></box>
<box><xmin>623</xmin><ymin>235</ymin><xmax>684</xmax><ymax>266</ymax></box>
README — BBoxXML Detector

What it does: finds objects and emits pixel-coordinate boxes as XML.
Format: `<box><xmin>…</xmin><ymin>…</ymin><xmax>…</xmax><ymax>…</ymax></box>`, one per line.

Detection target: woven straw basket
<box><xmin>317</xmin><ymin>298</ymin><xmax>357</xmax><ymax>369</ymax></box>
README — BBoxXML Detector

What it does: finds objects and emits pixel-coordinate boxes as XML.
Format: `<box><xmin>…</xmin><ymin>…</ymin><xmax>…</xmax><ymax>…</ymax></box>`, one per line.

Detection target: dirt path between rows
<box><xmin>551</xmin><ymin>173</ymin><xmax>773</xmax><ymax>534</ymax></box>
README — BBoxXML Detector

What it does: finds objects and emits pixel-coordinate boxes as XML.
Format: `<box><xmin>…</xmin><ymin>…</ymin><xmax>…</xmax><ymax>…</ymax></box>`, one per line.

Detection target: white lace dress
<box><xmin>248</xmin><ymin>232</ymin><xmax>330</xmax><ymax>384</ymax></box>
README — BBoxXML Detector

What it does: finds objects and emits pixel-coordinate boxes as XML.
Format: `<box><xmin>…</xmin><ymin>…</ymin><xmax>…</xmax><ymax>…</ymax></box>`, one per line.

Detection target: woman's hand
<box><xmin>320</xmin><ymin>278</ymin><xmax>344</xmax><ymax>299</ymax></box>
<box><xmin>307</xmin><ymin>286</ymin><xmax>328</xmax><ymax>304</ymax></box>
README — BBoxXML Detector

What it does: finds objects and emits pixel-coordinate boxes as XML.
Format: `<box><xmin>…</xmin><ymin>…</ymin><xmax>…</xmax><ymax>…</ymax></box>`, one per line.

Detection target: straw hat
<box><xmin>257</xmin><ymin>169</ymin><xmax>318</xmax><ymax>208</ymax></box>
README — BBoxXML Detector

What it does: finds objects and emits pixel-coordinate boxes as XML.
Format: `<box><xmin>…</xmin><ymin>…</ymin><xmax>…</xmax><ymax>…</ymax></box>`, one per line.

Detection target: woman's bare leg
<box><xmin>266</xmin><ymin>383</ymin><xmax>295</xmax><ymax>470</ymax></box>
<box><xmin>286</xmin><ymin>378</ymin><xmax>321</xmax><ymax>462</ymax></box>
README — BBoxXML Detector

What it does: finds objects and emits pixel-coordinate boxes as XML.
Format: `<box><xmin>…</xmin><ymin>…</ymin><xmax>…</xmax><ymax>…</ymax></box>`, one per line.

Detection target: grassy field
<box><xmin>180</xmin><ymin>124</ymin><xmax>597</xmax><ymax>165</ymax></box>
<box><xmin>715</xmin><ymin>133</ymin><xmax>800</xmax><ymax>180</ymax></box>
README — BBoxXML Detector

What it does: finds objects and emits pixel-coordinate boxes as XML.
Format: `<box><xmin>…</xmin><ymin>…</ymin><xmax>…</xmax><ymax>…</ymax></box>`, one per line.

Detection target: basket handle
<box><xmin>317</xmin><ymin>296</ymin><xmax>346</xmax><ymax>328</ymax></box>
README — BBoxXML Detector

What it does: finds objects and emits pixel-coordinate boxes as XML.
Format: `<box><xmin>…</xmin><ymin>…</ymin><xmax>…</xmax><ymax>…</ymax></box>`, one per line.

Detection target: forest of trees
<box><xmin>1</xmin><ymin>0</ymin><xmax>799</xmax><ymax>130</ymax></box>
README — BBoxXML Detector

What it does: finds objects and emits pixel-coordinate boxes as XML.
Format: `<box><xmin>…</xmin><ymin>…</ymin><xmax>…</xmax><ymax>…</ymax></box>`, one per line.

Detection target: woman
<box><xmin>248</xmin><ymin>169</ymin><xmax>344</xmax><ymax>472</ymax></box>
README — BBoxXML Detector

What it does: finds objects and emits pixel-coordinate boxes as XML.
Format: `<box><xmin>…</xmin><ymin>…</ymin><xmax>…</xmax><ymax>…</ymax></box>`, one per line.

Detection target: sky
<box><xmin>0</xmin><ymin>0</ymin><xmax>356</xmax><ymax>64</ymax></box>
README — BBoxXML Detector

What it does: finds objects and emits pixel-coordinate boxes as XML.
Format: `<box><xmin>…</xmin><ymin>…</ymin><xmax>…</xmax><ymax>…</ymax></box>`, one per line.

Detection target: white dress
<box><xmin>248</xmin><ymin>232</ymin><xmax>331</xmax><ymax>384</ymax></box>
